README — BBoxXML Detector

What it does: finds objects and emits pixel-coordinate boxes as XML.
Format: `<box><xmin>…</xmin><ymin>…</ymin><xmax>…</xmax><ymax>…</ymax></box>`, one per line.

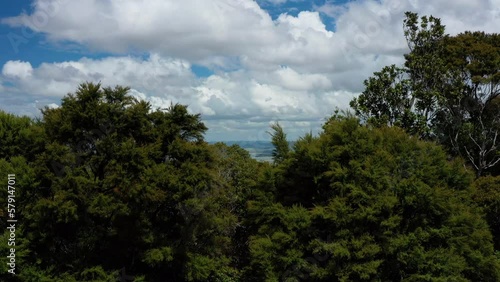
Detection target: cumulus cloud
<box><xmin>0</xmin><ymin>54</ymin><xmax>352</xmax><ymax>140</ymax></box>
<box><xmin>273</xmin><ymin>67</ymin><xmax>332</xmax><ymax>91</ymax></box>
<box><xmin>2</xmin><ymin>61</ymin><xmax>33</xmax><ymax>79</ymax></box>
<box><xmin>1</xmin><ymin>54</ymin><xmax>195</xmax><ymax>97</ymax></box>
<box><xmin>2</xmin><ymin>0</ymin><xmax>278</xmax><ymax>61</ymax></box>
<box><xmin>1</xmin><ymin>0</ymin><xmax>404</xmax><ymax>74</ymax></box>
<box><xmin>45</xmin><ymin>103</ymin><xmax>59</xmax><ymax>109</ymax></box>
<box><xmin>1</xmin><ymin>0</ymin><xmax>499</xmax><ymax>140</ymax></box>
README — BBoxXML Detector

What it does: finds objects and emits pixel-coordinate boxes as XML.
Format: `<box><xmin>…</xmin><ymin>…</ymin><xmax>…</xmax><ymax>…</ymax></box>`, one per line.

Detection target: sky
<box><xmin>0</xmin><ymin>0</ymin><xmax>499</xmax><ymax>141</ymax></box>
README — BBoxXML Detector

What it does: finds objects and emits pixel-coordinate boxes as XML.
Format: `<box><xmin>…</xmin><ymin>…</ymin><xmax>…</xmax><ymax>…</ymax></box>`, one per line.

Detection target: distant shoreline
<box><xmin>208</xmin><ymin>141</ymin><xmax>277</xmax><ymax>162</ymax></box>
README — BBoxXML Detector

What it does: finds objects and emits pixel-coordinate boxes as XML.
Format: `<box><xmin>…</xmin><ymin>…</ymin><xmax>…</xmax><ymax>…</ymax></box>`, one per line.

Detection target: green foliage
<box><xmin>2</xmin><ymin>81</ymin><xmax>499</xmax><ymax>281</ymax></box>
<box><xmin>0</xmin><ymin>82</ymin><xmax>240</xmax><ymax>281</ymax></box>
<box><xmin>472</xmin><ymin>176</ymin><xmax>500</xmax><ymax>251</ymax></box>
<box><xmin>78</xmin><ymin>266</ymin><xmax>119</xmax><ymax>282</ymax></box>
<box><xmin>143</xmin><ymin>247</ymin><xmax>174</xmax><ymax>266</ymax></box>
<box><xmin>268</xmin><ymin>122</ymin><xmax>290</xmax><ymax>164</ymax></box>
<box><xmin>351</xmin><ymin>12</ymin><xmax>447</xmax><ymax>138</ymax></box>
<box><xmin>0</xmin><ymin>110</ymin><xmax>45</xmax><ymax>161</ymax></box>
<box><xmin>246</xmin><ymin>117</ymin><xmax>500</xmax><ymax>281</ymax></box>
<box><xmin>350</xmin><ymin>12</ymin><xmax>500</xmax><ymax>177</ymax></box>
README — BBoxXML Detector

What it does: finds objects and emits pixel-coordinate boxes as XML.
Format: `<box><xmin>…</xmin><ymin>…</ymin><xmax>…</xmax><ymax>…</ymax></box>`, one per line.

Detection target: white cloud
<box><xmin>1</xmin><ymin>55</ymin><xmax>195</xmax><ymax>98</ymax></box>
<box><xmin>0</xmin><ymin>0</ymin><xmax>398</xmax><ymax>75</ymax></box>
<box><xmin>1</xmin><ymin>0</ymin><xmax>499</xmax><ymax>140</ymax></box>
<box><xmin>273</xmin><ymin>67</ymin><xmax>332</xmax><ymax>91</ymax></box>
<box><xmin>46</xmin><ymin>103</ymin><xmax>59</xmax><ymax>109</ymax></box>
<box><xmin>2</xmin><ymin>61</ymin><xmax>33</xmax><ymax>79</ymax></box>
<box><xmin>2</xmin><ymin>0</ymin><xmax>278</xmax><ymax>61</ymax></box>
<box><xmin>276</xmin><ymin>11</ymin><xmax>333</xmax><ymax>40</ymax></box>
<box><xmin>0</xmin><ymin>55</ymin><xmax>351</xmax><ymax>140</ymax></box>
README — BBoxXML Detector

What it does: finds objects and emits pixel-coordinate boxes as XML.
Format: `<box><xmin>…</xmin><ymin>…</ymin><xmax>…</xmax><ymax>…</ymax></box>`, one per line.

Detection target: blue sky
<box><xmin>1</xmin><ymin>1</ymin><xmax>100</xmax><ymax>66</ymax></box>
<box><xmin>1</xmin><ymin>0</ymin><xmax>498</xmax><ymax>141</ymax></box>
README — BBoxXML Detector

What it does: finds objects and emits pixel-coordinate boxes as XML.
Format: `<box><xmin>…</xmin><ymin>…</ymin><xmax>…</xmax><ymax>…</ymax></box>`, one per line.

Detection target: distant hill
<box><xmin>209</xmin><ymin>141</ymin><xmax>296</xmax><ymax>162</ymax></box>
<box><xmin>210</xmin><ymin>141</ymin><xmax>274</xmax><ymax>162</ymax></box>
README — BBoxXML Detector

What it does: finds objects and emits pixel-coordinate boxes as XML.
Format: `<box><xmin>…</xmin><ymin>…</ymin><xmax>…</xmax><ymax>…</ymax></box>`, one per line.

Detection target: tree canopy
<box><xmin>351</xmin><ymin>12</ymin><xmax>500</xmax><ymax>177</ymax></box>
<box><xmin>245</xmin><ymin>116</ymin><xmax>499</xmax><ymax>281</ymax></box>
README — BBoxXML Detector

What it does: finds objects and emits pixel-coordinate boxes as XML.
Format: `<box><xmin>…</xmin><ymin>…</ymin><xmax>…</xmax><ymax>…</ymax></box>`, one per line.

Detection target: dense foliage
<box><xmin>1</xmin><ymin>12</ymin><xmax>499</xmax><ymax>282</ymax></box>
<box><xmin>351</xmin><ymin>12</ymin><xmax>500</xmax><ymax>177</ymax></box>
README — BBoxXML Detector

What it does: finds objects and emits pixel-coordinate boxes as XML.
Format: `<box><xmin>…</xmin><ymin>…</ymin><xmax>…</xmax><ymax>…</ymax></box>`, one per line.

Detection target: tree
<box><xmin>472</xmin><ymin>176</ymin><xmax>500</xmax><ymax>251</ymax></box>
<box><xmin>436</xmin><ymin>32</ymin><xmax>500</xmax><ymax>177</ymax></box>
<box><xmin>350</xmin><ymin>12</ymin><xmax>447</xmax><ymax>138</ymax></box>
<box><xmin>211</xmin><ymin>142</ymin><xmax>268</xmax><ymax>274</ymax></box>
<box><xmin>350</xmin><ymin>12</ymin><xmax>500</xmax><ymax>177</ymax></box>
<box><xmin>3</xmin><ymin>81</ymin><xmax>499</xmax><ymax>281</ymax></box>
<box><xmin>268</xmin><ymin>122</ymin><xmax>290</xmax><ymax>165</ymax></box>
<box><xmin>14</xmin><ymin>82</ymin><xmax>239</xmax><ymax>281</ymax></box>
<box><xmin>245</xmin><ymin>117</ymin><xmax>500</xmax><ymax>281</ymax></box>
<box><xmin>0</xmin><ymin>110</ymin><xmax>45</xmax><ymax>161</ymax></box>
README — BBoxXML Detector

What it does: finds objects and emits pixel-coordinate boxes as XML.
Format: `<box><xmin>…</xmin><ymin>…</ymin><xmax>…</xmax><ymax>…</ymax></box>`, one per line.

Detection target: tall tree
<box><xmin>436</xmin><ymin>32</ymin><xmax>500</xmax><ymax>176</ymax></box>
<box><xmin>350</xmin><ymin>12</ymin><xmax>500</xmax><ymax>177</ymax></box>
<box><xmin>16</xmin><ymin>82</ymin><xmax>239</xmax><ymax>281</ymax></box>
<box><xmin>246</xmin><ymin>117</ymin><xmax>500</xmax><ymax>281</ymax></box>
<box><xmin>268</xmin><ymin>122</ymin><xmax>290</xmax><ymax>165</ymax></box>
<box><xmin>350</xmin><ymin>12</ymin><xmax>447</xmax><ymax>138</ymax></box>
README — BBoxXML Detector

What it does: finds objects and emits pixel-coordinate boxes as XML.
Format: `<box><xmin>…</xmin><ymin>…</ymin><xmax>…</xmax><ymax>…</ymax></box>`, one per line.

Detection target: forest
<box><xmin>0</xmin><ymin>12</ymin><xmax>499</xmax><ymax>281</ymax></box>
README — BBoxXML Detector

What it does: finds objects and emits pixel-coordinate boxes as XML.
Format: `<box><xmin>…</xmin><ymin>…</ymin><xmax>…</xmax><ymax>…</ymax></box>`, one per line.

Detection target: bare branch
<box><xmin>468</xmin><ymin>133</ymin><xmax>483</xmax><ymax>152</ymax></box>
<box><xmin>485</xmin><ymin>157</ymin><xmax>500</xmax><ymax>170</ymax></box>
<box><xmin>463</xmin><ymin>146</ymin><xmax>480</xmax><ymax>171</ymax></box>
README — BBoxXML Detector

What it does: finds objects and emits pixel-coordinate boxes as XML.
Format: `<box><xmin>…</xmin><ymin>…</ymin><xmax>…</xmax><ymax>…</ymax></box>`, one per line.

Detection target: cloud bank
<box><xmin>1</xmin><ymin>0</ymin><xmax>499</xmax><ymax>140</ymax></box>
